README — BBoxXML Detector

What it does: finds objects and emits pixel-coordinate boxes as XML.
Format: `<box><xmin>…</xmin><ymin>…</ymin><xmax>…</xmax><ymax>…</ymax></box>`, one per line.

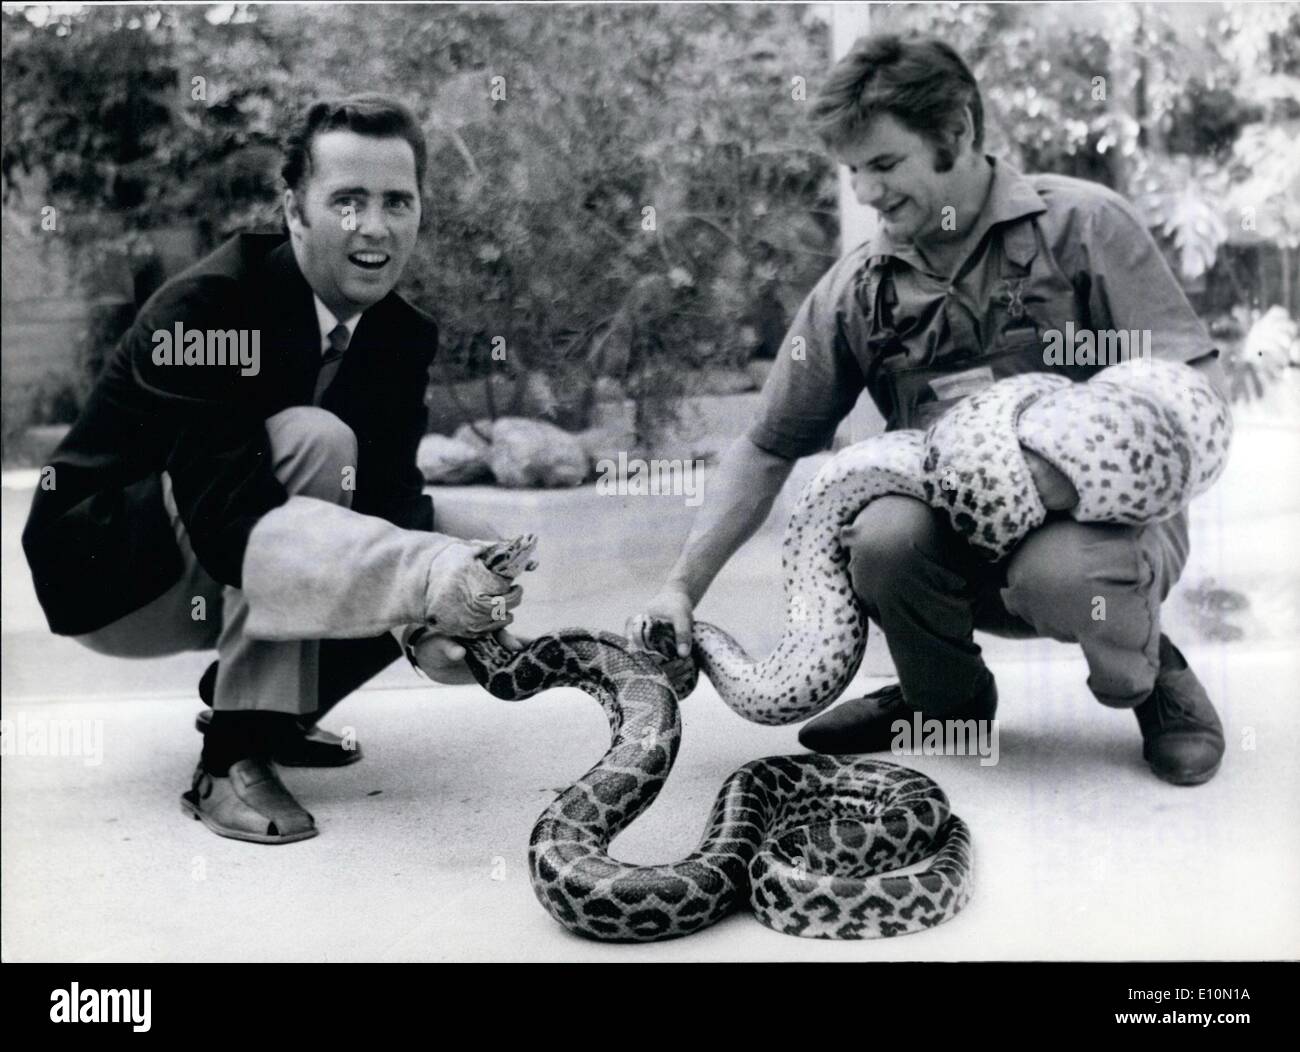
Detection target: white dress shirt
<box><xmin>312</xmin><ymin>296</ymin><xmax>362</xmax><ymax>355</ymax></box>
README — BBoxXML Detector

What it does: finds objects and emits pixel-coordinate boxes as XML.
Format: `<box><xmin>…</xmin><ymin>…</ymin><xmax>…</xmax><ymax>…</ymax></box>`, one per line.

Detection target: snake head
<box><xmin>626</xmin><ymin>615</ymin><xmax>699</xmax><ymax>700</ymax></box>
<box><xmin>481</xmin><ymin>534</ymin><xmax>539</xmax><ymax>581</ymax></box>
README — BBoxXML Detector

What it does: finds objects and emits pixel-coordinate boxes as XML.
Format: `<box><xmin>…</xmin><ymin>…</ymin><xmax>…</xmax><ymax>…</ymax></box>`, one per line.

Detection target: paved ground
<box><xmin>3</xmin><ymin>393</ymin><xmax>1298</xmax><ymax>961</ymax></box>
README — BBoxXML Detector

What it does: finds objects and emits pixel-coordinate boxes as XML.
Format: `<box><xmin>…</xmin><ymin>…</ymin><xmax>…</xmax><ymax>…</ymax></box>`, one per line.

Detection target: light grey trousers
<box><xmin>75</xmin><ymin>407</ymin><xmax>430</xmax><ymax>717</ymax></box>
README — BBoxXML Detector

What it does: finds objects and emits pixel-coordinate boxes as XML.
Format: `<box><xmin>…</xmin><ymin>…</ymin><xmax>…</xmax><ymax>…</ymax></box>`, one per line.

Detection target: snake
<box><xmin>457</xmin><ymin>358</ymin><xmax>1230</xmax><ymax>942</ymax></box>
<box><xmin>670</xmin><ymin>358</ymin><xmax>1232</xmax><ymax>725</ymax></box>
<box><xmin>462</xmin><ymin>599</ymin><xmax>972</xmax><ymax>941</ymax></box>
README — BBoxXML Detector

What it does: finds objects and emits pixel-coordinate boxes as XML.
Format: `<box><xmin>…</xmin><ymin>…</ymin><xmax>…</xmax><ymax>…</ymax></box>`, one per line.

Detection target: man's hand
<box><xmin>413</xmin><ymin>628</ymin><xmax>527</xmax><ymax>685</ymax></box>
<box><xmin>629</xmin><ymin>584</ymin><xmax>695</xmax><ymax>659</ymax></box>
<box><xmin>1021</xmin><ymin>447</ymin><xmax>1078</xmax><ymax>511</ymax></box>
<box><xmin>423</xmin><ymin>539</ymin><xmax>523</xmax><ymax>636</ymax></box>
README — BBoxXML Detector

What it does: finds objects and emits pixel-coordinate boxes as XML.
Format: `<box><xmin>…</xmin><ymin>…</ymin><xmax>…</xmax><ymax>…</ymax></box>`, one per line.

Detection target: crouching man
<box><xmin>22</xmin><ymin>95</ymin><xmax>522</xmax><ymax>843</ymax></box>
<box><xmin>633</xmin><ymin>35</ymin><xmax>1228</xmax><ymax>786</ymax></box>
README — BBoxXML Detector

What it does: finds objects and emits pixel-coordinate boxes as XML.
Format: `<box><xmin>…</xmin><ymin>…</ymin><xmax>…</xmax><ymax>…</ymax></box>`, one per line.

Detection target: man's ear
<box><xmin>955</xmin><ymin>105</ymin><xmax>978</xmax><ymax>153</ymax></box>
<box><xmin>284</xmin><ymin>187</ymin><xmax>307</xmax><ymax>233</ymax></box>
<box><xmin>936</xmin><ymin>109</ymin><xmax>975</xmax><ymax>165</ymax></box>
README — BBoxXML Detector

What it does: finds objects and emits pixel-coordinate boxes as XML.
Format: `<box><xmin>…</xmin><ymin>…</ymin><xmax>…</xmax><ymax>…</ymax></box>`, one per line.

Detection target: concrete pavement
<box><xmin>3</xmin><ymin>405</ymin><xmax>1298</xmax><ymax>961</ymax></box>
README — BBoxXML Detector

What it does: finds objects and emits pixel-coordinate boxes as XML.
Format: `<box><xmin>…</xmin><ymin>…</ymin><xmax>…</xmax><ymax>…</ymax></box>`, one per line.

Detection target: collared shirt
<box><xmin>309</xmin><ymin>297</ymin><xmax>412</xmax><ymax>653</ymax></box>
<box><xmin>868</xmin><ymin>153</ymin><xmax>1043</xmax><ymax>279</ymax></box>
<box><xmin>749</xmin><ymin>156</ymin><xmax>1218</xmax><ymax>457</ymax></box>
<box><xmin>312</xmin><ymin>295</ymin><xmax>362</xmax><ymax>355</ymax></box>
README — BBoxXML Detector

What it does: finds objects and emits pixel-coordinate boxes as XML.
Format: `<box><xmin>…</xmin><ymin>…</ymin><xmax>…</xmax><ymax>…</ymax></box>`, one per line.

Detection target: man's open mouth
<box><xmin>349</xmin><ymin>251</ymin><xmax>389</xmax><ymax>271</ymax></box>
<box><xmin>880</xmin><ymin>199</ymin><xmax>908</xmax><ymax>219</ymax></box>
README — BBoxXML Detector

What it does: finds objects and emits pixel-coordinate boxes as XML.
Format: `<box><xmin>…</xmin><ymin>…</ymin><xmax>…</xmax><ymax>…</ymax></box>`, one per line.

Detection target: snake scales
<box><xmin>459</xmin><ymin>359</ymin><xmax>1231</xmax><ymax>942</ymax></box>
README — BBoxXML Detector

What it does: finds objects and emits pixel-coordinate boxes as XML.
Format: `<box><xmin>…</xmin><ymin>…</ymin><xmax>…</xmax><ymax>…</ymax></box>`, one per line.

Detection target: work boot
<box><xmin>1133</xmin><ymin>635</ymin><xmax>1224</xmax><ymax>786</ymax></box>
<box><xmin>798</xmin><ymin>671</ymin><xmax>997</xmax><ymax>755</ymax></box>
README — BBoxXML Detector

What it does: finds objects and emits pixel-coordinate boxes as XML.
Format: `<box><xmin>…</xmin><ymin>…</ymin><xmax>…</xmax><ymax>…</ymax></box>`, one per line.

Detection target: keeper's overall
<box><xmin>748</xmin><ymin>158</ymin><xmax>1215</xmax><ymax>713</ymax></box>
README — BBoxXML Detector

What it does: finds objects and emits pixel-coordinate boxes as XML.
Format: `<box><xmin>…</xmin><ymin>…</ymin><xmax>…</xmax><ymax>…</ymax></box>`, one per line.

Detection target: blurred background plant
<box><xmin>3</xmin><ymin>2</ymin><xmax>1297</xmax><ymax>462</ymax></box>
<box><xmin>0</xmin><ymin>2</ymin><xmax>837</xmax><ymax>455</ymax></box>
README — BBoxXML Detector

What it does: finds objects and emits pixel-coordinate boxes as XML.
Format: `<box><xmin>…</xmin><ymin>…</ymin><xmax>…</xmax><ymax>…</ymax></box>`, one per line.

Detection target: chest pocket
<box><xmin>980</xmin><ymin>217</ymin><xmax>1088</xmax><ymax>382</ymax></box>
<box><xmin>862</xmin><ymin>216</ymin><xmax>1092</xmax><ymax>430</ymax></box>
<box><xmin>855</xmin><ymin>259</ymin><xmax>923</xmax><ymax>430</ymax></box>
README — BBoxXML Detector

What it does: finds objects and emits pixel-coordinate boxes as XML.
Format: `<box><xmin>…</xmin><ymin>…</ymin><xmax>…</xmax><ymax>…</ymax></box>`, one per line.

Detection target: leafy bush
<box><xmin>4</xmin><ymin>0</ymin><xmax>1297</xmax><ymax>442</ymax></box>
<box><xmin>2</xmin><ymin>3</ymin><xmax>837</xmax><ymax>443</ymax></box>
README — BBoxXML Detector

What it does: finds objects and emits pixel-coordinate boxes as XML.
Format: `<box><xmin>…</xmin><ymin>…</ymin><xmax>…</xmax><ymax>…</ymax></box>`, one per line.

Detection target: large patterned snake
<box><xmin>460</xmin><ymin>359</ymin><xmax>1231</xmax><ymax>942</ymax></box>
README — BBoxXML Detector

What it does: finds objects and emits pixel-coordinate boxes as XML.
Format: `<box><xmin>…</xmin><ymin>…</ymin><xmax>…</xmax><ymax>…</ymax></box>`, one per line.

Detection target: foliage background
<box><xmin>3</xmin><ymin>2</ymin><xmax>1298</xmax><ymax>453</ymax></box>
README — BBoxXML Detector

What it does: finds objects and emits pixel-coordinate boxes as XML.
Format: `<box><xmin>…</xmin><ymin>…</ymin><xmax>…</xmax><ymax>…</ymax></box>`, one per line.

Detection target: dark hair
<box><xmin>281</xmin><ymin>93</ymin><xmax>428</xmax><ymax>196</ymax></box>
<box><xmin>811</xmin><ymin>34</ymin><xmax>984</xmax><ymax>171</ymax></box>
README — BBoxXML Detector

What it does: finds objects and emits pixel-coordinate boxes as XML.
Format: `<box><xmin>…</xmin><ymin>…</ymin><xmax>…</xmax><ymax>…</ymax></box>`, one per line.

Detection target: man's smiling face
<box><xmin>836</xmin><ymin>113</ymin><xmax>971</xmax><ymax>245</ymax></box>
<box><xmin>284</xmin><ymin>129</ymin><xmax>422</xmax><ymax>318</ymax></box>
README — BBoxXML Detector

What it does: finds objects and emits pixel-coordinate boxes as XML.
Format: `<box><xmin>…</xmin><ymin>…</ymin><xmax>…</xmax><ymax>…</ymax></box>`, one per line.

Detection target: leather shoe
<box><xmin>181</xmin><ymin>758</ymin><xmax>318</xmax><ymax>844</ymax></box>
<box><xmin>194</xmin><ymin>708</ymin><xmax>362</xmax><ymax>768</ymax></box>
<box><xmin>798</xmin><ymin>673</ymin><xmax>997</xmax><ymax>755</ymax></box>
<box><xmin>1134</xmin><ymin>636</ymin><xmax>1224</xmax><ymax>786</ymax></box>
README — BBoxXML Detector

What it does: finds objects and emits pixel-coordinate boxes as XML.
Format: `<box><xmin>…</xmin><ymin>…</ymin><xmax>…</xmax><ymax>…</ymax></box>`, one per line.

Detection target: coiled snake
<box><xmin>460</xmin><ymin>360</ymin><xmax>1231</xmax><ymax>942</ymax></box>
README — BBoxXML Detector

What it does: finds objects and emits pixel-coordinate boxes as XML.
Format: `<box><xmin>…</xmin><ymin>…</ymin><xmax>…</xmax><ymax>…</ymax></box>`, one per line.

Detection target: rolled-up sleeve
<box><xmin>1081</xmin><ymin>193</ymin><xmax>1218</xmax><ymax>365</ymax></box>
<box><xmin>747</xmin><ymin>261</ymin><xmax>867</xmax><ymax>460</ymax></box>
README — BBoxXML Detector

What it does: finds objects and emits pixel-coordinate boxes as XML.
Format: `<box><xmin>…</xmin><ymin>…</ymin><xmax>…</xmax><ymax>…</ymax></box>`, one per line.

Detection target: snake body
<box><xmin>689</xmin><ymin>359</ymin><xmax>1232</xmax><ymax>724</ymax></box>
<box><xmin>459</xmin><ymin>359</ymin><xmax>1229</xmax><ymax>942</ymax></box>
<box><xmin>463</xmin><ymin>623</ymin><xmax>971</xmax><ymax>941</ymax></box>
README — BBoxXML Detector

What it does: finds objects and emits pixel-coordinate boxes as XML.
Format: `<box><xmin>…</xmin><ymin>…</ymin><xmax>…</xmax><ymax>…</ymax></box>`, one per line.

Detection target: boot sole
<box><xmin>1150</xmin><ymin>758</ymin><xmax>1222</xmax><ymax>787</ymax></box>
<box><xmin>274</xmin><ymin>750</ymin><xmax>363</xmax><ymax>768</ymax></box>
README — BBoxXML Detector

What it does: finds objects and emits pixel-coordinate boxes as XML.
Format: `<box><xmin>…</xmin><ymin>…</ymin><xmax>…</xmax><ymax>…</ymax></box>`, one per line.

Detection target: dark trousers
<box><xmin>842</xmin><ymin>495</ymin><xmax>1190</xmax><ymax>714</ymax></box>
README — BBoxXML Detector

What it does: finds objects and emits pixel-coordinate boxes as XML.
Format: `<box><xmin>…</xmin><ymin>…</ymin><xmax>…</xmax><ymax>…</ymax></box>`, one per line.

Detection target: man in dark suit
<box><xmin>22</xmin><ymin>95</ymin><xmax>521</xmax><ymax>844</ymax></box>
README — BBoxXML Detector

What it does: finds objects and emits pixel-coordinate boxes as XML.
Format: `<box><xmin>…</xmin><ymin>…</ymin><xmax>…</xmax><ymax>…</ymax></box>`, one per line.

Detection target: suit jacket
<box><xmin>22</xmin><ymin>233</ymin><xmax>439</xmax><ymax>636</ymax></box>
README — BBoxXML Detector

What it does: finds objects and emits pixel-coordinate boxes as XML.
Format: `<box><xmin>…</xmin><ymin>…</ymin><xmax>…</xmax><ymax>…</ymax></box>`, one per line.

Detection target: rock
<box><xmin>490</xmin><ymin>416</ymin><xmax>590</xmax><ymax>487</ymax></box>
<box><xmin>416</xmin><ymin>433</ymin><xmax>491</xmax><ymax>485</ymax></box>
<box><xmin>452</xmin><ymin>420</ymin><xmax>493</xmax><ymax>456</ymax></box>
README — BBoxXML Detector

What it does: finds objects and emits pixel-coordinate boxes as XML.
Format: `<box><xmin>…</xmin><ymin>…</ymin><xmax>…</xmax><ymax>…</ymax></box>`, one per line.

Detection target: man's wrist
<box><xmin>663</xmin><ymin>575</ymin><xmax>700</xmax><ymax>607</ymax></box>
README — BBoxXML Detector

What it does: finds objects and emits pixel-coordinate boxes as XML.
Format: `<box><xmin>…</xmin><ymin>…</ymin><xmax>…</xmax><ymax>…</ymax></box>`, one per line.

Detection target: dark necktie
<box><xmin>313</xmin><ymin>322</ymin><xmax>351</xmax><ymax>405</ymax></box>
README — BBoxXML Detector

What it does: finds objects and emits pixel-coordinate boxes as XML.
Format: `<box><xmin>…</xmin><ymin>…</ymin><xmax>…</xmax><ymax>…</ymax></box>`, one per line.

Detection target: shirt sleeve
<box><xmin>747</xmin><ymin>260</ymin><xmax>868</xmax><ymax>460</ymax></box>
<box><xmin>1080</xmin><ymin>192</ymin><xmax>1219</xmax><ymax>364</ymax></box>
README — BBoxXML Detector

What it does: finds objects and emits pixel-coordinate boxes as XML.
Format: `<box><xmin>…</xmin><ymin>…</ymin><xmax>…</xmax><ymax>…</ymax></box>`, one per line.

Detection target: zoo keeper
<box><xmin>633</xmin><ymin>33</ymin><xmax>1229</xmax><ymax>786</ymax></box>
<box><xmin>22</xmin><ymin>94</ymin><xmax>526</xmax><ymax>844</ymax></box>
